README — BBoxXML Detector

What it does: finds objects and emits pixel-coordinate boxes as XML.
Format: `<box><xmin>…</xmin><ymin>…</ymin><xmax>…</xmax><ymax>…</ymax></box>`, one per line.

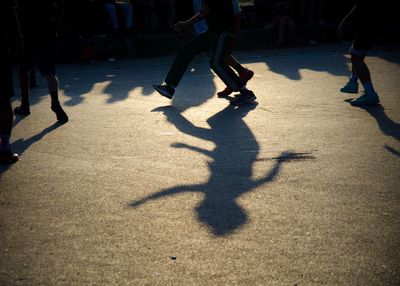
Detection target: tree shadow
<box><xmin>129</xmin><ymin>104</ymin><xmax>313</xmax><ymax>236</ymax></box>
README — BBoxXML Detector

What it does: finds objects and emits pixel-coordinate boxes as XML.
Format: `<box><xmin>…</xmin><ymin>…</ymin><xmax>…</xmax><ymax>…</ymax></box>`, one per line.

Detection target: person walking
<box><xmin>338</xmin><ymin>0</ymin><xmax>386</xmax><ymax>106</ymax></box>
<box><xmin>0</xmin><ymin>0</ymin><xmax>22</xmax><ymax>163</ymax></box>
<box><xmin>192</xmin><ymin>0</ymin><xmax>254</xmax><ymax>98</ymax></box>
<box><xmin>153</xmin><ymin>0</ymin><xmax>256</xmax><ymax>106</ymax></box>
<box><xmin>14</xmin><ymin>0</ymin><xmax>68</xmax><ymax>122</ymax></box>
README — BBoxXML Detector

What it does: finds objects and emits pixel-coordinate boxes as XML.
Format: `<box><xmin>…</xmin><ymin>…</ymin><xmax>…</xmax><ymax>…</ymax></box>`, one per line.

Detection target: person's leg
<box><xmin>351</xmin><ymin>55</ymin><xmax>371</xmax><ymax>86</ymax></box>
<box><xmin>340</xmin><ymin>58</ymin><xmax>359</xmax><ymax>94</ymax></box>
<box><xmin>14</xmin><ymin>41</ymin><xmax>34</xmax><ymax>115</ymax></box>
<box><xmin>117</xmin><ymin>2</ymin><xmax>133</xmax><ymax>30</ymax></box>
<box><xmin>38</xmin><ymin>38</ymin><xmax>68</xmax><ymax>121</ymax></box>
<box><xmin>0</xmin><ymin>56</ymin><xmax>19</xmax><ymax>163</ymax></box>
<box><xmin>209</xmin><ymin>33</ymin><xmax>243</xmax><ymax>92</ymax></box>
<box><xmin>210</xmin><ymin>33</ymin><xmax>256</xmax><ymax>105</ymax></box>
<box><xmin>105</xmin><ymin>3</ymin><xmax>119</xmax><ymax>31</ymax></box>
<box><xmin>349</xmin><ymin>48</ymin><xmax>379</xmax><ymax>106</ymax></box>
<box><xmin>153</xmin><ymin>32</ymin><xmax>211</xmax><ymax>99</ymax></box>
<box><xmin>217</xmin><ymin>55</ymin><xmax>254</xmax><ymax>97</ymax></box>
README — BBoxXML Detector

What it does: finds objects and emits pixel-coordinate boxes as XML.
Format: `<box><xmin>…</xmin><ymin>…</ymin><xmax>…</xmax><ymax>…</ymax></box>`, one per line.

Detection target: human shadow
<box><xmin>129</xmin><ymin>104</ymin><xmax>311</xmax><ymax>236</ymax></box>
<box><xmin>0</xmin><ymin>121</ymin><xmax>65</xmax><ymax>178</ymax></box>
<box><xmin>350</xmin><ymin>103</ymin><xmax>400</xmax><ymax>157</ymax></box>
<box><xmin>12</xmin><ymin>121</ymin><xmax>66</xmax><ymax>156</ymax></box>
<box><xmin>236</xmin><ymin>45</ymin><xmax>351</xmax><ymax>81</ymax></box>
<box><xmin>60</xmin><ymin>67</ymin><xmax>155</xmax><ymax>106</ymax></box>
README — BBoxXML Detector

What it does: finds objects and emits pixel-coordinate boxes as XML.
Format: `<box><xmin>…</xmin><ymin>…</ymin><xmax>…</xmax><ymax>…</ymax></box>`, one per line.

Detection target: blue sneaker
<box><xmin>153</xmin><ymin>84</ymin><xmax>175</xmax><ymax>99</ymax></box>
<box><xmin>340</xmin><ymin>81</ymin><xmax>359</xmax><ymax>94</ymax></box>
<box><xmin>350</xmin><ymin>91</ymin><xmax>380</xmax><ymax>106</ymax></box>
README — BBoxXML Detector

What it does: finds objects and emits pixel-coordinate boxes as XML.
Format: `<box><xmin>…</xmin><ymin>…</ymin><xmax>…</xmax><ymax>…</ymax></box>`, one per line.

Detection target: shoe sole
<box><xmin>218</xmin><ymin>70</ymin><xmax>254</xmax><ymax>98</ymax></box>
<box><xmin>230</xmin><ymin>95</ymin><xmax>257</xmax><ymax>106</ymax></box>
<box><xmin>153</xmin><ymin>85</ymin><xmax>173</xmax><ymax>99</ymax></box>
<box><xmin>217</xmin><ymin>90</ymin><xmax>233</xmax><ymax>98</ymax></box>
<box><xmin>340</xmin><ymin>89</ymin><xmax>358</xmax><ymax>94</ymax></box>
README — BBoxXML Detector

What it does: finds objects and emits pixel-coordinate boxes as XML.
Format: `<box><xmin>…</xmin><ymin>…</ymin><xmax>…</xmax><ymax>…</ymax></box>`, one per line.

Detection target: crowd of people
<box><xmin>58</xmin><ymin>0</ymin><xmax>367</xmax><ymax>38</ymax></box>
<box><xmin>0</xmin><ymin>0</ymin><xmax>398</xmax><ymax>164</ymax></box>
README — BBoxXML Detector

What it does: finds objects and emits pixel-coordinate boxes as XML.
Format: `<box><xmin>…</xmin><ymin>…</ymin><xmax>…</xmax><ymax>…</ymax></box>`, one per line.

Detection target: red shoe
<box><xmin>217</xmin><ymin>68</ymin><xmax>254</xmax><ymax>98</ymax></box>
<box><xmin>0</xmin><ymin>150</ymin><xmax>19</xmax><ymax>164</ymax></box>
<box><xmin>239</xmin><ymin>68</ymin><xmax>254</xmax><ymax>83</ymax></box>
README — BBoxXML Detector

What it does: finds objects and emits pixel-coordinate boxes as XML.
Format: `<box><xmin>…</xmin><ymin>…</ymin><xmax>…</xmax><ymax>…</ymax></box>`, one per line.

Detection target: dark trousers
<box><xmin>165</xmin><ymin>30</ymin><xmax>243</xmax><ymax>92</ymax></box>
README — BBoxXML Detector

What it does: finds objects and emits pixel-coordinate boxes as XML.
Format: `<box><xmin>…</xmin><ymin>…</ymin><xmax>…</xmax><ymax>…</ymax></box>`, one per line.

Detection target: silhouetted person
<box><xmin>191</xmin><ymin>0</ymin><xmax>255</xmax><ymax>98</ymax></box>
<box><xmin>0</xmin><ymin>0</ymin><xmax>22</xmax><ymax>164</ymax></box>
<box><xmin>338</xmin><ymin>1</ymin><xmax>387</xmax><ymax>106</ymax></box>
<box><xmin>14</xmin><ymin>0</ymin><xmax>68</xmax><ymax>122</ymax></box>
<box><xmin>271</xmin><ymin>1</ymin><xmax>295</xmax><ymax>48</ymax></box>
<box><xmin>153</xmin><ymin>0</ymin><xmax>257</xmax><ymax>106</ymax></box>
<box><xmin>102</xmin><ymin>0</ymin><xmax>134</xmax><ymax>35</ymax></box>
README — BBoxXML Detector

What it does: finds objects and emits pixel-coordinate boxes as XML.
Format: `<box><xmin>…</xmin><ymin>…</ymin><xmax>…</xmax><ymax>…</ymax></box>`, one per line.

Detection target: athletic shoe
<box><xmin>350</xmin><ymin>91</ymin><xmax>380</xmax><ymax>106</ymax></box>
<box><xmin>51</xmin><ymin>102</ymin><xmax>69</xmax><ymax>122</ymax></box>
<box><xmin>0</xmin><ymin>150</ymin><xmax>19</xmax><ymax>164</ymax></box>
<box><xmin>14</xmin><ymin>105</ymin><xmax>30</xmax><ymax>115</ymax></box>
<box><xmin>340</xmin><ymin>81</ymin><xmax>359</xmax><ymax>94</ymax></box>
<box><xmin>240</xmin><ymin>68</ymin><xmax>254</xmax><ymax>83</ymax></box>
<box><xmin>153</xmin><ymin>84</ymin><xmax>175</xmax><ymax>99</ymax></box>
<box><xmin>230</xmin><ymin>89</ymin><xmax>257</xmax><ymax>106</ymax></box>
<box><xmin>217</xmin><ymin>68</ymin><xmax>254</xmax><ymax>98</ymax></box>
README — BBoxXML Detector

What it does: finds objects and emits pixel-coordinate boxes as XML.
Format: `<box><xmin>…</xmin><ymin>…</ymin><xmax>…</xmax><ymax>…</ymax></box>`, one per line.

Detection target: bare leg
<box><xmin>44</xmin><ymin>73</ymin><xmax>69</xmax><ymax>122</ymax></box>
<box><xmin>351</xmin><ymin>55</ymin><xmax>371</xmax><ymax>85</ymax></box>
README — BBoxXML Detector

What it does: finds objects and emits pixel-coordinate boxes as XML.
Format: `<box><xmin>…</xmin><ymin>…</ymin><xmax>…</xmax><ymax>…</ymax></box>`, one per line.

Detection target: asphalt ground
<box><xmin>1</xmin><ymin>43</ymin><xmax>399</xmax><ymax>285</ymax></box>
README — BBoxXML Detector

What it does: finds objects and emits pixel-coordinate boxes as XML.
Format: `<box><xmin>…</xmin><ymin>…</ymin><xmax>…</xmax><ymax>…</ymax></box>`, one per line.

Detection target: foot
<box><xmin>239</xmin><ymin>68</ymin><xmax>254</xmax><ymax>83</ymax></box>
<box><xmin>51</xmin><ymin>102</ymin><xmax>69</xmax><ymax>122</ymax></box>
<box><xmin>153</xmin><ymin>84</ymin><xmax>175</xmax><ymax>99</ymax></box>
<box><xmin>14</xmin><ymin>105</ymin><xmax>31</xmax><ymax>116</ymax></box>
<box><xmin>230</xmin><ymin>89</ymin><xmax>257</xmax><ymax>106</ymax></box>
<box><xmin>217</xmin><ymin>68</ymin><xmax>254</xmax><ymax>98</ymax></box>
<box><xmin>0</xmin><ymin>150</ymin><xmax>19</xmax><ymax>164</ymax></box>
<box><xmin>350</xmin><ymin>91</ymin><xmax>380</xmax><ymax>106</ymax></box>
<box><xmin>340</xmin><ymin>81</ymin><xmax>359</xmax><ymax>94</ymax></box>
<box><xmin>217</xmin><ymin>87</ymin><xmax>233</xmax><ymax>98</ymax></box>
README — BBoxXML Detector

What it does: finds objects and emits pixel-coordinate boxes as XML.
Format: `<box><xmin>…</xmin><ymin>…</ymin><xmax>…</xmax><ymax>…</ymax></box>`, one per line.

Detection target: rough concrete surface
<box><xmin>1</xmin><ymin>44</ymin><xmax>399</xmax><ymax>285</ymax></box>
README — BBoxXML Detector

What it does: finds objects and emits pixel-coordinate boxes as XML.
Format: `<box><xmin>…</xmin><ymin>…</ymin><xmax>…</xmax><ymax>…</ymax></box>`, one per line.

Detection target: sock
<box><xmin>349</xmin><ymin>73</ymin><xmax>358</xmax><ymax>82</ymax></box>
<box><xmin>0</xmin><ymin>135</ymin><xmax>11</xmax><ymax>151</ymax></box>
<box><xmin>363</xmin><ymin>81</ymin><xmax>375</xmax><ymax>93</ymax></box>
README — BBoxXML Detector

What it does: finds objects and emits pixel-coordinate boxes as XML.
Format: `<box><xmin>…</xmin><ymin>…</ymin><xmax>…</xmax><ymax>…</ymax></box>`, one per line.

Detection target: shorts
<box><xmin>349</xmin><ymin>24</ymin><xmax>379</xmax><ymax>57</ymax></box>
<box><xmin>0</xmin><ymin>44</ymin><xmax>14</xmax><ymax>100</ymax></box>
<box><xmin>21</xmin><ymin>36</ymin><xmax>57</xmax><ymax>75</ymax></box>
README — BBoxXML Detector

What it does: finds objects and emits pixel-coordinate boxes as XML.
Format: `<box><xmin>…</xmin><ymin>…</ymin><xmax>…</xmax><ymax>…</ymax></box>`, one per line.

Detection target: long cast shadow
<box><xmin>358</xmin><ymin>104</ymin><xmax>400</xmax><ymax>157</ymax></box>
<box><xmin>129</xmin><ymin>104</ymin><xmax>309</xmax><ymax>236</ymax></box>
<box><xmin>0</xmin><ymin>121</ymin><xmax>65</xmax><ymax>178</ymax></box>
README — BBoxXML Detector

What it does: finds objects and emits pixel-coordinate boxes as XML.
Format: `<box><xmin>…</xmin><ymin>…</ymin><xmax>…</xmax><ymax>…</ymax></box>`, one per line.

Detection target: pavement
<box><xmin>1</xmin><ymin>43</ymin><xmax>400</xmax><ymax>285</ymax></box>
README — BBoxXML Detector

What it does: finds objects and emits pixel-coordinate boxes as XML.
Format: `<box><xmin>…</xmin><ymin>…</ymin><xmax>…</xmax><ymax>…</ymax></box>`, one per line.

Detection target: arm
<box><xmin>9</xmin><ymin>3</ymin><xmax>25</xmax><ymax>56</ymax></box>
<box><xmin>338</xmin><ymin>4</ymin><xmax>358</xmax><ymax>39</ymax></box>
<box><xmin>173</xmin><ymin>2</ymin><xmax>210</xmax><ymax>32</ymax></box>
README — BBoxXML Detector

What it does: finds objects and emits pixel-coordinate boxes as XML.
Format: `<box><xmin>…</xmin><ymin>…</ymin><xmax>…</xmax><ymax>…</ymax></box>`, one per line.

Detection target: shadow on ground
<box><xmin>0</xmin><ymin>121</ymin><xmax>65</xmax><ymax>179</ymax></box>
<box><xmin>129</xmin><ymin>103</ymin><xmax>314</xmax><ymax>236</ymax></box>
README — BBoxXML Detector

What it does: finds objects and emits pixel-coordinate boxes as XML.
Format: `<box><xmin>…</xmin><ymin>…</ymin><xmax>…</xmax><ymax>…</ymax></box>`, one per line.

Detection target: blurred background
<box><xmin>52</xmin><ymin>0</ymin><xmax>400</xmax><ymax>60</ymax></box>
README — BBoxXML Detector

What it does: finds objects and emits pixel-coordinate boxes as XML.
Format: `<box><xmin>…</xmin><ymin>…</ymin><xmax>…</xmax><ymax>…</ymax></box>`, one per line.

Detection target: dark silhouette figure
<box><xmin>130</xmin><ymin>104</ymin><xmax>309</xmax><ymax>236</ymax></box>
<box><xmin>359</xmin><ymin>104</ymin><xmax>400</xmax><ymax>157</ymax></box>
